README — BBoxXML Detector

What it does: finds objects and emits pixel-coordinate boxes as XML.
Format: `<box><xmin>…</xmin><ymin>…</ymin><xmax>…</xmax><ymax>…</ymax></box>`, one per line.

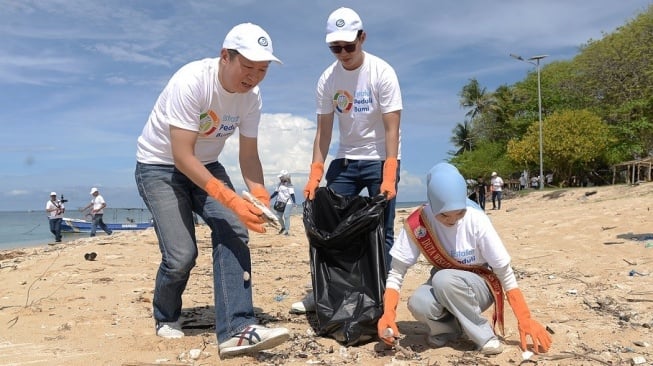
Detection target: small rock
<box><xmin>631</xmin><ymin>356</ymin><xmax>646</xmax><ymax>365</ymax></box>
<box><xmin>189</xmin><ymin>348</ymin><xmax>201</xmax><ymax>359</ymax></box>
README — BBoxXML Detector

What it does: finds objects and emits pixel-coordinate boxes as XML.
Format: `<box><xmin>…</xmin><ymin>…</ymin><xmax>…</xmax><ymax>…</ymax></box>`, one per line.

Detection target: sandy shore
<box><xmin>1</xmin><ymin>183</ymin><xmax>653</xmax><ymax>365</ymax></box>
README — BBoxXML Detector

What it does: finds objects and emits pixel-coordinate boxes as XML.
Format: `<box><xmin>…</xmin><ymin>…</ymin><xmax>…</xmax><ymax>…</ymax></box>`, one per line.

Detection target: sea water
<box><xmin>0</xmin><ymin>201</ymin><xmax>424</xmax><ymax>251</ymax></box>
<box><xmin>0</xmin><ymin>208</ymin><xmax>153</xmax><ymax>251</ymax></box>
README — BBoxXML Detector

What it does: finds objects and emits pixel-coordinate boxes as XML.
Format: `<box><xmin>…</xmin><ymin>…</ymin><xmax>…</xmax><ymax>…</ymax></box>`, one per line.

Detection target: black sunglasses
<box><xmin>329</xmin><ymin>43</ymin><xmax>357</xmax><ymax>54</ymax></box>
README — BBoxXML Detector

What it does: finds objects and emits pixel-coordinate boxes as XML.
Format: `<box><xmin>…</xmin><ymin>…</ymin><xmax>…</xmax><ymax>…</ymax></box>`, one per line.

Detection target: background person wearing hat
<box><xmin>490</xmin><ymin>172</ymin><xmax>504</xmax><ymax>210</ymax></box>
<box><xmin>298</xmin><ymin>7</ymin><xmax>403</xmax><ymax>313</ymax></box>
<box><xmin>45</xmin><ymin>192</ymin><xmax>65</xmax><ymax>242</ymax></box>
<box><xmin>270</xmin><ymin>170</ymin><xmax>296</xmax><ymax>236</ymax></box>
<box><xmin>377</xmin><ymin>163</ymin><xmax>551</xmax><ymax>355</ymax></box>
<box><xmin>134</xmin><ymin>23</ymin><xmax>288</xmax><ymax>357</ymax></box>
<box><xmin>82</xmin><ymin>187</ymin><xmax>113</xmax><ymax>237</ymax></box>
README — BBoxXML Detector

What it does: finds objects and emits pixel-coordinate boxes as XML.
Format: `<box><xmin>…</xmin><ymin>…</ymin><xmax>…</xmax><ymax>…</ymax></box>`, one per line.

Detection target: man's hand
<box><xmin>303</xmin><ymin>162</ymin><xmax>324</xmax><ymax>200</ymax></box>
<box><xmin>380</xmin><ymin>157</ymin><xmax>398</xmax><ymax>200</ymax></box>
<box><xmin>205</xmin><ymin>178</ymin><xmax>266</xmax><ymax>233</ymax></box>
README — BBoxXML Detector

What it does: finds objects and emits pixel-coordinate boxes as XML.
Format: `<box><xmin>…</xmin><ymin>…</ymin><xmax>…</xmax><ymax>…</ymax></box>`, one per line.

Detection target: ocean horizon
<box><xmin>0</xmin><ymin>201</ymin><xmax>424</xmax><ymax>251</ymax></box>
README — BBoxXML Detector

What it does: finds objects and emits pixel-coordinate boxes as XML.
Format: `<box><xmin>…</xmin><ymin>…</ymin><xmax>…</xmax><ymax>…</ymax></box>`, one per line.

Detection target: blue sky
<box><xmin>2</xmin><ymin>0</ymin><xmax>651</xmax><ymax>211</ymax></box>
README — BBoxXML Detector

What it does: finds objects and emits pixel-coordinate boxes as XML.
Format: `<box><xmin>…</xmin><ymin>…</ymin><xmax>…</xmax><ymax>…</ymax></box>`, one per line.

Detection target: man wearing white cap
<box><xmin>135</xmin><ymin>23</ymin><xmax>288</xmax><ymax>356</ymax></box>
<box><xmin>45</xmin><ymin>192</ymin><xmax>65</xmax><ymax>242</ymax></box>
<box><xmin>490</xmin><ymin>172</ymin><xmax>504</xmax><ymax>210</ymax></box>
<box><xmin>299</xmin><ymin>6</ymin><xmax>403</xmax><ymax>312</ymax></box>
<box><xmin>82</xmin><ymin>187</ymin><xmax>113</xmax><ymax>237</ymax></box>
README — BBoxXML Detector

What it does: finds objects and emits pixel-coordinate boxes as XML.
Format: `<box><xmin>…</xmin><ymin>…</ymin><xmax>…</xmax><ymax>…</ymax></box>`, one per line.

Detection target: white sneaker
<box><xmin>480</xmin><ymin>338</ymin><xmax>503</xmax><ymax>355</ymax></box>
<box><xmin>219</xmin><ymin>325</ymin><xmax>289</xmax><ymax>357</ymax></box>
<box><xmin>156</xmin><ymin>321</ymin><xmax>184</xmax><ymax>339</ymax></box>
<box><xmin>290</xmin><ymin>292</ymin><xmax>316</xmax><ymax>314</ymax></box>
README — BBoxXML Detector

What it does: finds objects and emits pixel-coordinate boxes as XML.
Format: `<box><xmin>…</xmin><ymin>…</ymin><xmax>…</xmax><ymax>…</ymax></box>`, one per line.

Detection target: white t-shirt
<box><xmin>46</xmin><ymin>200</ymin><xmax>65</xmax><ymax>219</ymax></box>
<box><xmin>316</xmin><ymin>51</ymin><xmax>403</xmax><ymax>160</ymax></box>
<box><xmin>136</xmin><ymin>58</ymin><xmax>262</xmax><ymax>165</ymax></box>
<box><xmin>491</xmin><ymin>176</ymin><xmax>504</xmax><ymax>192</ymax></box>
<box><xmin>390</xmin><ymin>205</ymin><xmax>511</xmax><ymax>271</ymax></box>
<box><xmin>275</xmin><ymin>184</ymin><xmax>295</xmax><ymax>204</ymax></box>
<box><xmin>91</xmin><ymin>195</ymin><xmax>107</xmax><ymax>214</ymax></box>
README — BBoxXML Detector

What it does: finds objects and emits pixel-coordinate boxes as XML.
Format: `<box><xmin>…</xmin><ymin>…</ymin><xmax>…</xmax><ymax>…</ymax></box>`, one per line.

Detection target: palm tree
<box><xmin>451</xmin><ymin>120</ymin><xmax>474</xmax><ymax>155</ymax></box>
<box><xmin>459</xmin><ymin>78</ymin><xmax>497</xmax><ymax>122</ymax></box>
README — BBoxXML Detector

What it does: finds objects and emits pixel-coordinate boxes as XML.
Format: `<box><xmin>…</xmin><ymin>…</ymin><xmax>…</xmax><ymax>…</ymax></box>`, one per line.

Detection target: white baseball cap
<box><xmin>326</xmin><ymin>7</ymin><xmax>363</xmax><ymax>43</ymax></box>
<box><xmin>50</xmin><ymin>192</ymin><xmax>57</xmax><ymax>196</ymax></box>
<box><xmin>223</xmin><ymin>23</ymin><xmax>282</xmax><ymax>64</ymax></box>
<box><xmin>90</xmin><ymin>187</ymin><xmax>99</xmax><ymax>194</ymax></box>
<box><xmin>277</xmin><ymin>169</ymin><xmax>290</xmax><ymax>178</ymax></box>
<box><xmin>491</xmin><ymin>172</ymin><xmax>497</xmax><ymax>177</ymax></box>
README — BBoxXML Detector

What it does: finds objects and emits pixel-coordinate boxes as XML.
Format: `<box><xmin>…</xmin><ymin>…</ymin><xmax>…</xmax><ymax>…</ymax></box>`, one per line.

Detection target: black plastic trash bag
<box><xmin>303</xmin><ymin>187</ymin><xmax>387</xmax><ymax>346</ymax></box>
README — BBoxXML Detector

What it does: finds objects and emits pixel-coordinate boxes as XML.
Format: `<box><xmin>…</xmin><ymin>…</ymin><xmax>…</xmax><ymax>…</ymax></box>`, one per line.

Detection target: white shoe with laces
<box><xmin>156</xmin><ymin>321</ymin><xmax>184</xmax><ymax>339</ymax></box>
<box><xmin>219</xmin><ymin>325</ymin><xmax>289</xmax><ymax>357</ymax></box>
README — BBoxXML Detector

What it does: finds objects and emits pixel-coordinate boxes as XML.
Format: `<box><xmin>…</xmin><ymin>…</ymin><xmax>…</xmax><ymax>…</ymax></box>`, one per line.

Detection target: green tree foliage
<box><xmin>506</xmin><ymin>110</ymin><xmax>610</xmax><ymax>181</ymax></box>
<box><xmin>451</xmin><ymin>4</ymin><xmax>653</xmax><ymax>180</ymax></box>
<box><xmin>451</xmin><ymin>141</ymin><xmax>515</xmax><ymax>180</ymax></box>
<box><xmin>450</xmin><ymin>120</ymin><xmax>474</xmax><ymax>156</ymax></box>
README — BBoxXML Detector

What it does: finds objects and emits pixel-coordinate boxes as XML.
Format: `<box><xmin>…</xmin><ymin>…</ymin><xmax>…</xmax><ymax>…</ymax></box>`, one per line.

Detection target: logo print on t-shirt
<box><xmin>333</xmin><ymin>90</ymin><xmax>353</xmax><ymax>113</ymax></box>
<box><xmin>199</xmin><ymin>110</ymin><xmax>220</xmax><ymax>137</ymax></box>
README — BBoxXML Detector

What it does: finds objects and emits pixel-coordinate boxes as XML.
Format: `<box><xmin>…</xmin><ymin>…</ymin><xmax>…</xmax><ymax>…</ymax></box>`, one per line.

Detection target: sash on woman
<box><xmin>405</xmin><ymin>206</ymin><xmax>505</xmax><ymax>336</ymax></box>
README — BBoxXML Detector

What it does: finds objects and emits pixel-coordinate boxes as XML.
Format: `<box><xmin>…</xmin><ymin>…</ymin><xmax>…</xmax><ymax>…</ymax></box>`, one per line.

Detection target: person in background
<box><xmin>490</xmin><ymin>172</ymin><xmax>504</xmax><ymax>210</ymax></box>
<box><xmin>519</xmin><ymin>172</ymin><xmax>527</xmax><ymax>190</ymax></box>
<box><xmin>476</xmin><ymin>176</ymin><xmax>487</xmax><ymax>211</ymax></box>
<box><xmin>270</xmin><ymin>170</ymin><xmax>296</xmax><ymax>236</ymax></box>
<box><xmin>134</xmin><ymin>23</ymin><xmax>289</xmax><ymax>357</ymax></box>
<box><xmin>377</xmin><ymin>162</ymin><xmax>552</xmax><ymax>355</ymax></box>
<box><xmin>295</xmin><ymin>7</ymin><xmax>402</xmax><ymax>313</ymax></box>
<box><xmin>45</xmin><ymin>192</ymin><xmax>65</xmax><ymax>243</ymax></box>
<box><xmin>82</xmin><ymin>187</ymin><xmax>112</xmax><ymax>237</ymax></box>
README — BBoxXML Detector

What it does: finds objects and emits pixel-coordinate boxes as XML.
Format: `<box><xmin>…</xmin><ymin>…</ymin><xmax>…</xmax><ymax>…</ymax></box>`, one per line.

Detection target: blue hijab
<box><xmin>427</xmin><ymin>163</ymin><xmax>479</xmax><ymax>215</ymax></box>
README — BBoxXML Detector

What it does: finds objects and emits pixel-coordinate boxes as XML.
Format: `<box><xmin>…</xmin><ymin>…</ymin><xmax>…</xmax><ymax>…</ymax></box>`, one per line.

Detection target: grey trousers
<box><xmin>407</xmin><ymin>268</ymin><xmax>497</xmax><ymax>348</ymax></box>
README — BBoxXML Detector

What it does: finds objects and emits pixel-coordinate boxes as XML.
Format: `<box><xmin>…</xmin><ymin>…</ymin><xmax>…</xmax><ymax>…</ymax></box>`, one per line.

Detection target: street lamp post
<box><xmin>510</xmin><ymin>53</ymin><xmax>548</xmax><ymax>190</ymax></box>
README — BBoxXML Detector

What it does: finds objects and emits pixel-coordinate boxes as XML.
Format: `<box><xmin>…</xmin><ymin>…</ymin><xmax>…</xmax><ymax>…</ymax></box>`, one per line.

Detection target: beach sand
<box><xmin>1</xmin><ymin>183</ymin><xmax>652</xmax><ymax>365</ymax></box>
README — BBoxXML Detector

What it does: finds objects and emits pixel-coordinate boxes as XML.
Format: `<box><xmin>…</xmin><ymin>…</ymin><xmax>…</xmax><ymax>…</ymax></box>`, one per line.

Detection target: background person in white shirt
<box><xmin>45</xmin><ymin>192</ymin><xmax>65</xmax><ymax>242</ymax></box>
<box><xmin>82</xmin><ymin>187</ymin><xmax>112</xmax><ymax>237</ymax></box>
<box><xmin>490</xmin><ymin>172</ymin><xmax>504</xmax><ymax>210</ymax></box>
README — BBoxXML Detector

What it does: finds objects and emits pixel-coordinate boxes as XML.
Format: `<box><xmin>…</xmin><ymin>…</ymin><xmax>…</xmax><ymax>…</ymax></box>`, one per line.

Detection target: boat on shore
<box><xmin>61</xmin><ymin>218</ymin><xmax>153</xmax><ymax>233</ymax></box>
<box><xmin>60</xmin><ymin>208</ymin><xmax>154</xmax><ymax>234</ymax></box>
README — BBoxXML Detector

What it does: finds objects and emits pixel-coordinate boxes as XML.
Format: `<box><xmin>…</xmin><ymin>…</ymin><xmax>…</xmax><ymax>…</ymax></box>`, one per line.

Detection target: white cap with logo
<box><xmin>326</xmin><ymin>7</ymin><xmax>363</xmax><ymax>43</ymax></box>
<box><xmin>223</xmin><ymin>23</ymin><xmax>282</xmax><ymax>64</ymax></box>
<box><xmin>90</xmin><ymin>187</ymin><xmax>99</xmax><ymax>194</ymax></box>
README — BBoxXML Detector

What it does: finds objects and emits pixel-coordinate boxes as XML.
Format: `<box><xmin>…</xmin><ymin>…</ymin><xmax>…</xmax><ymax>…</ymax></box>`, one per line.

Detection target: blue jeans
<box><xmin>135</xmin><ymin>161</ymin><xmax>255</xmax><ymax>343</ymax></box>
<box><xmin>90</xmin><ymin>214</ymin><xmax>112</xmax><ymax>236</ymax></box>
<box><xmin>491</xmin><ymin>191</ymin><xmax>502</xmax><ymax>209</ymax></box>
<box><xmin>49</xmin><ymin>218</ymin><xmax>62</xmax><ymax>241</ymax></box>
<box><xmin>274</xmin><ymin>201</ymin><xmax>292</xmax><ymax>234</ymax></box>
<box><xmin>325</xmin><ymin>158</ymin><xmax>400</xmax><ymax>268</ymax></box>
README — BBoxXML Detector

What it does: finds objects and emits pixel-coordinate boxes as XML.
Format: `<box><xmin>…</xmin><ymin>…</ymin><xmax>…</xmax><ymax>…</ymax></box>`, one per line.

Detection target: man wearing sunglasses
<box><xmin>294</xmin><ymin>7</ymin><xmax>403</xmax><ymax>314</ymax></box>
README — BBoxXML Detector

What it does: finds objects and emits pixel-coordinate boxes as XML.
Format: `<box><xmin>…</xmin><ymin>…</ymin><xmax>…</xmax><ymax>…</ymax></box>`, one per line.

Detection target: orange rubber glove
<box><xmin>303</xmin><ymin>162</ymin><xmax>324</xmax><ymax>200</ymax></box>
<box><xmin>506</xmin><ymin>288</ymin><xmax>552</xmax><ymax>353</ymax></box>
<box><xmin>380</xmin><ymin>157</ymin><xmax>398</xmax><ymax>201</ymax></box>
<box><xmin>204</xmin><ymin>178</ymin><xmax>266</xmax><ymax>233</ymax></box>
<box><xmin>250</xmin><ymin>186</ymin><xmax>270</xmax><ymax>208</ymax></box>
<box><xmin>377</xmin><ymin>288</ymin><xmax>400</xmax><ymax>346</ymax></box>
